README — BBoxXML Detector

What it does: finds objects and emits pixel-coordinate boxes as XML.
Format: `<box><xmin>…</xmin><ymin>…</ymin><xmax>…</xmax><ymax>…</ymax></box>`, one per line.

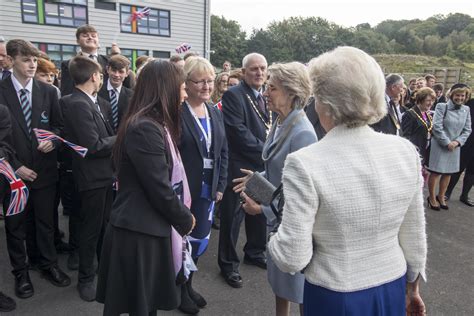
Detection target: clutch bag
<box><xmin>244</xmin><ymin>172</ymin><xmax>276</xmax><ymax>205</ymax></box>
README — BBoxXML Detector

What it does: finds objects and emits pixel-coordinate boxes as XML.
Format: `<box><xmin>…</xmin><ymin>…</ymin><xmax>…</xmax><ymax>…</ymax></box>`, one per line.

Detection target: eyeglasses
<box><xmin>188</xmin><ymin>79</ymin><xmax>214</xmax><ymax>87</ymax></box>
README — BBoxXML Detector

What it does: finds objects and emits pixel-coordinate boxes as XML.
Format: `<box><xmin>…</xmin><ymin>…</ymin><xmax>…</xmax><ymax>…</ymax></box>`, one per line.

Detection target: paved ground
<box><xmin>0</xmin><ymin>182</ymin><xmax>473</xmax><ymax>315</ymax></box>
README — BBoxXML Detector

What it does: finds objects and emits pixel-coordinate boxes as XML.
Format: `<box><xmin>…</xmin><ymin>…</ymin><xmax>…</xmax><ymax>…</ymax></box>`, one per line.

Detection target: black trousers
<box><xmin>3</xmin><ymin>183</ymin><xmax>57</xmax><ymax>274</ymax></box>
<box><xmin>217</xmin><ymin>185</ymin><xmax>266</xmax><ymax>274</ymax></box>
<box><xmin>78</xmin><ymin>185</ymin><xmax>113</xmax><ymax>284</ymax></box>
<box><xmin>447</xmin><ymin>154</ymin><xmax>474</xmax><ymax>198</ymax></box>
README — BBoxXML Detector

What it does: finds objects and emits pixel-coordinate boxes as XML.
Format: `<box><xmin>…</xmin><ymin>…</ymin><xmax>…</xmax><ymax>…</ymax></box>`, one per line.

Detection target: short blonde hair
<box><xmin>308</xmin><ymin>46</ymin><xmax>386</xmax><ymax>128</ymax></box>
<box><xmin>267</xmin><ymin>62</ymin><xmax>311</xmax><ymax>110</ymax></box>
<box><xmin>183</xmin><ymin>56</ymin><xmax>215</xmax><ymax>80</ymax></box>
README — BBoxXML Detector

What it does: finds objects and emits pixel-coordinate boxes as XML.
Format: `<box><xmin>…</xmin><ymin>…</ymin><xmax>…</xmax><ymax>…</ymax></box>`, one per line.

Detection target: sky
<box><xmin>210</xmin><ymin>0</ymin><xmax>474</xmax><ymax>34</ymax></box>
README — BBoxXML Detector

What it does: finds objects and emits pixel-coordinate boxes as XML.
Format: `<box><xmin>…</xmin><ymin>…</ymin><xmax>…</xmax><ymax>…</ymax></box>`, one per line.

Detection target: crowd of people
<box><xmin>0</xmin><ymin>23</ymin><xmax>473</xmax><ymax>316</ymax></box>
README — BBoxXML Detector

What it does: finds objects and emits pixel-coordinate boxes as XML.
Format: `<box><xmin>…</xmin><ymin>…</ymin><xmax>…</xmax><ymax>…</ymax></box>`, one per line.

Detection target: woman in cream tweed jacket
<box><xmin>267</xmin><ymin>47</ymin><xmax>427</xmax><ymax>316</ymax></box>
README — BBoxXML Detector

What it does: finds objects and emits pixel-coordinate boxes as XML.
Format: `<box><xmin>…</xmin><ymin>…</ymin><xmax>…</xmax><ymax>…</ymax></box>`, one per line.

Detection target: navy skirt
<box><xmin>304</xmin><ymin>275</ymin><xmax>406</xmax><ymax>316</ymax></box>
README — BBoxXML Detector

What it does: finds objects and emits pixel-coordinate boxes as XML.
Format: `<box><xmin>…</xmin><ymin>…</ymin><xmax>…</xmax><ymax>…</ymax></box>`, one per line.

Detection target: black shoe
<box><xmin>178</xmin><ymin>283</ymin><xmax>200</xmax><ymax>314</ymax></box>
<box><xmin>0</xmin><ymin>291</ymin><xmax>16</xmax><ymax>312</ymax></box>
<box><xmin>67</xmin><ymin>252</ymin><xmax>79</xmax><ymax>270</ymax></box>
<box><xmin>460</xmin><ymin>196</ymin><xmax>474</xmax><ymax>207</ymax></box>
<box><xmin>221</xmin><ymin>271</ymin><xmax>242</xmax><ymax>288</ymax></box>
<box><xmin>427</xmin><ymin>197</ymin><xmax>440</xmax><ymax>211</ymax></box>
<box><xmin>14</xmin><ymin>272</ymin><xmax>34</xmax><ymax>299</ymax></box>
<box><xmin>56</xmin><ymin>240</ymin><xmax>74</xmax><ymax>254</ymax></box>
<box><xmin>436</xmin><ymin>196</ymin><xmax>449</xmax><ymax>210</ymax></box>
<box><xmin>41</xmin><ymin>265</ymin><xmax>71</xmax><ymax>287</ymax></box>
<box><xmin>187</xmin><ymin>272</ymin><xmax>206</xmax><ymax>308</ymax></box>
<box><xmin>243</xmin><ymin>256</ymin><xmax>267</xmax><ymax>270</ymax></box>
<box><xmin>77</xmin><ymin>282</ymin><xmax>96</xmax><ymax>302</ymax></box>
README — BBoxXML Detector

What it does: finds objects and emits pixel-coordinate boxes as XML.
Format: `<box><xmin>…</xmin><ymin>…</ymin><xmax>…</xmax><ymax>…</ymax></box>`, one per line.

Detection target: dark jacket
<box><xmin>304</xmin><ymin>97</ymin><xmax>327</xmax><ymax>140</ymax></box>
<box><xmin>109</xmin><ymin>118</ymin><xmax>193</xmax><ymax>237</ymax></box>
<box><xmin>221</xmin><ymin>80</ymin><xmax>270</xmax><ymax>182</ymax></box>
<box><xmin>98</xmin><ymin>83</ymin><xmax>133</xmax><ymax>131</ymax></box>
<box><xmin>0</xmin><ymin>77</ymin><xmax>63</xmax><ymax>189</ymax></box>
<box><xmin>178</xmin><ymin>103</ymin><xmax>228</xmax><ymax>200</ymax></box>
<box><xmin>0</xmin><ymin>104</ymin><xmax>15</xmax><ymax>161</ymax></box>
<box><xmin>60</xmin><ymin>88</ymin><xmax>115</xmax><ymax>191</ymax></box>
<box><xmin>460</xmin><ymin>98</ymin><xmax>474</xmax><ymax>165</ymax></box>
<box><xmin>402</xmin><ymin>106</ymin><xmax>432</xmax><ymax>162</ymax></box>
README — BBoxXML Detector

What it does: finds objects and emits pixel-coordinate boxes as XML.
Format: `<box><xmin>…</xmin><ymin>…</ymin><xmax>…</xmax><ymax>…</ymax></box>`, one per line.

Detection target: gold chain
<box><xmin>245</xmin><ymin>94</ymin><xmax>273</xmax><ymax>138</ymax></box>
<box><xmin>410</xmin><ymin>109</ymin><xmax>433</xmax><ymax>133</ymax></box>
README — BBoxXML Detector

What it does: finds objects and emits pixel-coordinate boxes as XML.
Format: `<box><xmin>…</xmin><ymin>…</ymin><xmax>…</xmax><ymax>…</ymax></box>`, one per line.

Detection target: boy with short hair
<box><xmin>0</xmin><ymin>39</ymin><xmax>70</xmax><ymax>299</ymax></box>
<box><xmin>98</xmin><ymin>54</ymin><xmax>132</xmax><ymax>132</ymax></box>
<box><xmin>61</xmin><ymin>55</ymin><xmax>115</xmax><ymax>302</ymax></box>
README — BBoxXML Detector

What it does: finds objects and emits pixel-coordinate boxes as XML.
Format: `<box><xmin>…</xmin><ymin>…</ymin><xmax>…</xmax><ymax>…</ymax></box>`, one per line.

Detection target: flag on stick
<box><xmin>175</xmin><ymin>43</ymin><xmax>192</xmax><ymax>54</ymax></box>
<box><xmin>126</xmin><ymin>7</ymin><xmax>150</xmax><ymax>23</ymax></box>
<box><xmin>33</xmin><ymin>128</ymin><xmax>88</xmax><ymax>158</ymax></box>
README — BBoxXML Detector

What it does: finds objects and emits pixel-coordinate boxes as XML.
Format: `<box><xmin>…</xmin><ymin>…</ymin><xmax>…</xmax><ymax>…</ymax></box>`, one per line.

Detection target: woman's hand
<box><xmin>405</xmin><ymin>292</ymin><xmax>425</xmax><ymax>316</ymax></box>
<box><xmin>406</xmin><ymin>277</ymin><xmax>425</xmax><ymax>316</ymax></box>
<box><xmin>216</xmin><ymin>191</ymin><xmax>223</xmax><ymax>202</ymax></box>
<box><xmin>232</xmin><ymin>169</ymin><xmax>254</xmax><ymax>193</ymax></box>
<box><xmin>240</xmin><ymin>192</ymin><xmax>262</xmax><ymax>215</ymax></box>
<box><xmin>447</xmin><ymin>141</ymin><xmax>459</xmax><ymax>151</ymax></box>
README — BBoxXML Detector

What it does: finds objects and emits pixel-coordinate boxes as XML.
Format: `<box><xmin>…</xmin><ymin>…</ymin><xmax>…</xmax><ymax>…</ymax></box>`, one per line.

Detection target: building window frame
<box><xmin>94</xmin><ymin>0</ymin><xmax>116</xmax><ymax>11</ymax></box>
<box><xmin>21</xmin><ymin>0</ymin><xmax>88</xmax><ymax>28</ymax></box>
<box><xmin>119</xmin><ymin>4</ymin><xmax>171</xmax><ymax>37</ymax></box>
<box><xmin>153</xmin><ymin>51</ymin><xmax>170</xmax><ymax>59</ymax></box>
<box><xmin>34</xmin><ymin>42</ymin><xmax>79</xmax><ymax>67</ymax></box>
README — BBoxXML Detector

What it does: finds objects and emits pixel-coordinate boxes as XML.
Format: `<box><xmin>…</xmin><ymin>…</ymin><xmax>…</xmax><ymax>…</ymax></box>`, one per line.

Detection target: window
<box><xmin>34</xmin><ymin>43</ymin><xmax>79</xmax><ymax>67</ymax></box>
<box><xmin>120</xmin><ymin>4</ymin><xmax>170</xmax><ymax>37</ymax></box>
<box><xmin>153</xmin><ymin>51</ymin><xmax>170</xmax><ymax>59</ymax></box>
<box><xmin>95</xmin><ymin>0</ymin><xmax>116</xmax><ymax>11</ymax></box>
<box><xmin>21</xmin><ymin>0</ymin><xmax>88</xmax><ymax>27</ymax></box>
<box><xmin>106</xmin><ymin>48</ymin><xmax>149</xmax><ymax>71</ymax></box>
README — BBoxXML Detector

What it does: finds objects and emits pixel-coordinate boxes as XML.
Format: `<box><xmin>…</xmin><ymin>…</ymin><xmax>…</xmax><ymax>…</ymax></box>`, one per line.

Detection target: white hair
<box><xmin>242</xmin><ymin>53</ymin><xmax>267</xmax><ymax>68</ymax></box>
<box><xmin>308</xmin><ymin>46</ymin><xmax>387</xmax><ymax>127</ymax></box>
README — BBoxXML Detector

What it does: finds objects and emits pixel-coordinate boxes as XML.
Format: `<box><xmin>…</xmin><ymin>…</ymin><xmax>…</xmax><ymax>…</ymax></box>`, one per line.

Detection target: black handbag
<box><xmin>269</xmin><ymin>184</ymin><xmax>284</xmax><ymax>234</ymax></box>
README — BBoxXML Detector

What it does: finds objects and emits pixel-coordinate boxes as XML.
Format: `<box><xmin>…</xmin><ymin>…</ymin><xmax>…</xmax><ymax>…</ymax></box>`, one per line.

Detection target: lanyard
<box><xmin>186</xmin><ymin>102</ymin><xmax>212</xmax><ymax>154</ymax></box>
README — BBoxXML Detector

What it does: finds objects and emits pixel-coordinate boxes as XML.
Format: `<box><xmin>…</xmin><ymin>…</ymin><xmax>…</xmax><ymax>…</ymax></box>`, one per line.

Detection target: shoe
<box><xmin>0</xmin><ymin>291</ymin><xmax>16</xmax><ymax>312</ymax></box>
<box><xmin>427</xmin><ymin>197</ymin><xmax>440</xmax><ymax>211</ymax></box>
<box><xmin>41</xmin><ymin>265</ymin><xmax>71</xmax><ymax>287</ymax></box>
<box><xmin>460</xmin><ymin>196</ymin><xmax>474</xmax><ymax>207</ymax></box>
<box><xmin>436</xmin><ymin>196</ymin><xmax>449</xmax><ymax>210</ymax></box>
<box><xmin>178</xmin><ymin>283</ymin><xmax>200</xmax><ymax>314</ymax></box>
<box><xmin>77</xmin><ymin>282</ymin><xmax>96</xmax><ymax>302</ymax></box>
<box><xmin>67</xmin><ymin>252</ymin><xmax>79</xmax><ymax>271</ymax></box>
<box><xmin>14</xmin><ymin>272</ymin><xmax>34</xmax><ymax>299</ymax></box>
<box><xmin>187</xmin><ymin>272</ymin><xmax>206</xmax><ymax>308</ymax></box>
<box><xmin>56</xmin><ymin>241</ymin><xmax>74</xmax><ymax>254</ymax></box>
<box><xmin>243</xmin><ymin>256</ymin><xmax>267</xmax><ymax>270</ymax></box>
<box><xmin>221</xmin><ymin>271</ymin><xmax>242</xmax><ymax>288</ymax></box>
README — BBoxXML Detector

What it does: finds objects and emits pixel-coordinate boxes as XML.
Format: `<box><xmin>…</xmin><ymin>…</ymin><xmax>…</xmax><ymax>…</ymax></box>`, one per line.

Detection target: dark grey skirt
<box><xmin>96</xmin><ymin>224</ymin><xmax>180</xmax><ymax>316</ymax></box>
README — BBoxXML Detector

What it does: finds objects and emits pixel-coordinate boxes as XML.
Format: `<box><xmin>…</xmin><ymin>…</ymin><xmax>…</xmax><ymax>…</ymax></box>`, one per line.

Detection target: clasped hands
<box><xmin>447</xmin><ymin>141</ymin><xmax>459</xmax><ymax>152</ymax></box>
<box><xmin>232</xmin><ymin>168</ymin><xmax>262</xmax><ymax>215</ymax></box>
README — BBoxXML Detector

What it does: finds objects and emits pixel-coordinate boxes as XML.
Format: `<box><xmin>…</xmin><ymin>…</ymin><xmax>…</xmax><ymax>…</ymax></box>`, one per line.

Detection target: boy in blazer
<box><xmin>61</xmin><ymin>56</ymin><xmax>116</xmax><ymax>302</ymax></box>
<box><xmin>98</xmin><ymin>54</ymin><xmax>133</xmax><ymax>133</ymax></box>
<box><xmin>0</xmin><ymin>39</ymin><xmax>70</xmax><ymax>299</ymax></box>
<box><xmin>60</xmin><ymin>24</ymin><xmax>132</xmax><ymax>97</ymax></box>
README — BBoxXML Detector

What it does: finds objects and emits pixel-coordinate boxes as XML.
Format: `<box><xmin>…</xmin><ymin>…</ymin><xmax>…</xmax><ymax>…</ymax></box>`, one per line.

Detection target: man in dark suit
<box><xmin>61</xmin><ymin>55</ymin><xmax>115</xmax><ymax>302</ymax></box>
<box><xmin>0</xmin><ymin>39</ymin><xmax>12</xmax><ymax>81</ymax></box>
<box><xmin>371</xmin><ymin>73</ymin><xmax>404</xmax><ymax>136</ymax></box>
<box><xmin>60</xmin><ymin>24</ymin><xmax>132</xmax><ymax>97</ymax></box>
<box><xmin>98</xmin><ymin>54</ymin><xmax>132</xmax><ymax>133</ymax></box>
<box><xmin>218</xmin><ymin>53</ymin><xmax>270</xmax><ymax>288</ymax></box>
<box><xmin>0</xmin><ymin>39</ymin><xmax>71</xmax><ymax>299</ymax></box>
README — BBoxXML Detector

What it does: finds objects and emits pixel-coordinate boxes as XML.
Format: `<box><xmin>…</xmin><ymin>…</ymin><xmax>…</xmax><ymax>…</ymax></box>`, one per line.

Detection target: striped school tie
<box><xmin>19</xmin><ymin>89</ymin><xmax>32</xmax><ymax>134</ymax></box>
<box><xmin>110</xmin><ymin>89</ymin><xmax>119</xmax><ymax>130</ymax></box>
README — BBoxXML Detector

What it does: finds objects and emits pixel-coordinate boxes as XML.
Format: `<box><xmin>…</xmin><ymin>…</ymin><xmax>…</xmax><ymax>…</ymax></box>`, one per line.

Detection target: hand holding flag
<box><xmin>0</xmin><ymin>158</ymin><xmax>29</xmax><ymax>216</ymax></box>
<box><xmin>33</xmin><ymin>128</ymin><xmax>88</xmax><ymax>158</ymax></box>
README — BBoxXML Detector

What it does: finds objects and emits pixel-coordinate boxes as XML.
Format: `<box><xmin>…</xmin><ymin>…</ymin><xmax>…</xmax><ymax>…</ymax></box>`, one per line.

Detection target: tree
<box><xmin>210</xmin><ymin>15</ymin><xmax>247</xmax><ymax>68</ymax></box>
<box><xmin>437</xmin><ymin>13</ymin><xmax>473</xmax><ymax>37</ymax></box>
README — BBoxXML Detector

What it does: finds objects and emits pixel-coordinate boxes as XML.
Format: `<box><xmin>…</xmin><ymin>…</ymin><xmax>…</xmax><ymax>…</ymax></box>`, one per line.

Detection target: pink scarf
<box><xmin>163</xmin><ymin>127</ymin><xmax>194</xmax><ymax>277</ymax></box>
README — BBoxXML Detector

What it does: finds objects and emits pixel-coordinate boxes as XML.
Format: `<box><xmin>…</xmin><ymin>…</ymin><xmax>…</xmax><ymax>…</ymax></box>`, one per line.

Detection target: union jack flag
<box><xmin>0</xmin><ymin>158</ymin><xmax>29</xmax><ymax>216</ymax></box>
<box><xmin>126</xmin><ymin>7</ymin><xmax>151</xmax><ymax>23</ymax></box>
<box><xmin>175</xmin><ymin>43</ymin><xmax>192</xmax><ymax>54</ymax></box>
<box><xmin>214</xmin><ymin>101</ymin><xmax>222</xmax><ymax>111</ymax></box>
<box><xmin>33</xmin><ymin>128</ymin><xmax>88</xmax><ymax>158</ymax></box>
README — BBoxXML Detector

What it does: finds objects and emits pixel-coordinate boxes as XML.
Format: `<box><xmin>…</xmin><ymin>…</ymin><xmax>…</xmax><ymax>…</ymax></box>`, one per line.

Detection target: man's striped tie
<box><xmin>110</xmin><ymin>89</ymin><xmax>119</xmax><ymax>131</ymax></box>
<box><xmin>19</xmin><ymin>89</ymin><xmax>32</xmax><ymax>134</ymax></box>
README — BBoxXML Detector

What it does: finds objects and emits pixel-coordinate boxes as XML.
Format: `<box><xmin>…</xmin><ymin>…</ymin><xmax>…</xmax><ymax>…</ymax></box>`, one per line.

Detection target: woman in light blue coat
<box><xmin>234</xmin><ymin>62</ymin><xmax>317</xmax><ymax>316</ymax></box>
<box><xmin>427</xmin><ymin>83</ymin><xmax>472</xmax><ymax>210</ymax></box>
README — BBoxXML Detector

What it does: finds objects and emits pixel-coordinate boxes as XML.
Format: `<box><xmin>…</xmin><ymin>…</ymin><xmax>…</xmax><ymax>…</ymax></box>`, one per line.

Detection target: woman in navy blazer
<box><xmin>178</xmin><ymin>57</ymin><xmax>228</xmax><ymax>314</ymax></box>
